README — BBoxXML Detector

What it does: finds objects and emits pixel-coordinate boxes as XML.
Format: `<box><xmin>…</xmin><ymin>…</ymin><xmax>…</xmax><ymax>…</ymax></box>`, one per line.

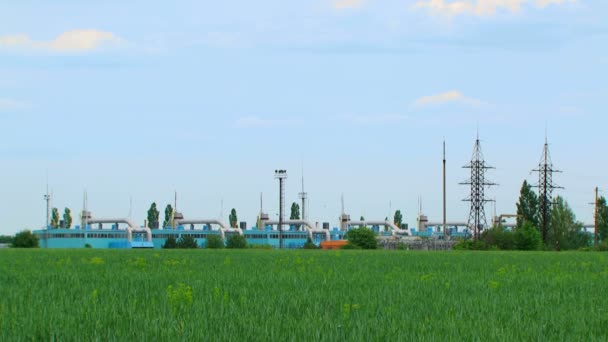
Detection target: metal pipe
<box><xmin>264</xmin><ymin>219</ymin><xmax>330</xmax><ymax>241</ymax></box>
<box><xmin>174</xmin><ymin>219</ymin><xmax>243</xmax><ymax>240</ymax></box>
<box><xmin>343</xmin><ymin>220</ymin><xmax>411</xmax><ymax>236</ymax></box>
<box><xmin>87</xmin><ymin>218</ymin><xmax>152</xmax><ymax>242</ymax></box>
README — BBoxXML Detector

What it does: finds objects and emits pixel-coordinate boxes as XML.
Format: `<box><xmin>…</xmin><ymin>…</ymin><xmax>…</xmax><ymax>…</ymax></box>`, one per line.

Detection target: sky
<box><xmin>0</xmin><ymin>0</ymin><xmax>606</xmax><ymax>234</ymax></box>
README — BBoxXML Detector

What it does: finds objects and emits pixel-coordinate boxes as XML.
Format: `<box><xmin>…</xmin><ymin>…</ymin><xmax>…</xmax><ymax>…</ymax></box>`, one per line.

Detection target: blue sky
<box><xmin>0</xmin><ymin>0</ymin><xmax>606</xmax><ymax>234</ymax></box>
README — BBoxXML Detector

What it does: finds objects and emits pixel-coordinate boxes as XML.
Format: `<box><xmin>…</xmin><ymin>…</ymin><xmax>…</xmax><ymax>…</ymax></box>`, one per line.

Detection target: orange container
<box><xmin>320</xmin><ymin>240</ymin><xmax>348</xmax><ymax>250</ymax></box>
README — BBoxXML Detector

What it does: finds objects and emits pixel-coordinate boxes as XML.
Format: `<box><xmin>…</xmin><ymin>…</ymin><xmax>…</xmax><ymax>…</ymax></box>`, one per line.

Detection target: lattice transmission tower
<box><xmin>460</xmin><ymin>136</ymin><xmax>496</xmax><ymax>239</ymax></box>
<box><xmin>532</xmin><ymin>138</ymin><xmax>562</xmax><ymax>245</ymax></box>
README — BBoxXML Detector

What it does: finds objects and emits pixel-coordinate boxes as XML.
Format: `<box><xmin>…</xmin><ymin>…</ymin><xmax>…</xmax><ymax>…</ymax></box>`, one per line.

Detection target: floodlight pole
<box><xmin>275</xmin><ymin>170</ymin><xmax>287</xmax><ymax>249</ymax></box>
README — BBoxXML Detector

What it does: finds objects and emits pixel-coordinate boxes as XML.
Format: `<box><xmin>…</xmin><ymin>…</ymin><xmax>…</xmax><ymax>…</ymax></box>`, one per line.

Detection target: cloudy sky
<box><xmin>0</xmin><ymin>0</ymin><xmax>606</xmax><ymax>233</ymax></box>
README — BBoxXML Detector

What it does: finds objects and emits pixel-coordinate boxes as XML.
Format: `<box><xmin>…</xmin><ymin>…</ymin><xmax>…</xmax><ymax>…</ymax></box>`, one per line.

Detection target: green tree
<box><xmin>0</xmin><ymin>235</ymin><xmax>13</xmax><ymax>244</ymax></box>
<box><xmin>290</xmin><ymin>202</ymin><xmax>300</xmax><ymax>230</ymax></box>
<box><xmin>51</xmin><ymin>208</ymin><xmax>60</xmax><ymax>229</ymax></box>
<box><xmin>394</xmin><ymin>210</ymin><xmax>403</xmax><ymax>227</ymax></box>
<box><xmin>514</xmin><ymin>221</ymin><xmax>542</xmax><ymax>250</ymax></box>
<box><xmin>205</xmin><ymin>235</ymin><xmax>224</xmax><ymax>249</ymax></box>
<box><xmin>162</xmin><ymin>236</ymin><xmax>177</xmax><ymax>249</ymax></box>
<box><xmin>344</xmin><ymin>227</ymin><xmax>378</xmax><ymax>249</ymax></box>
<box><xmin>550</xmin><ymin>196</ymin><xmax>588</xmax><ymax>250</ymax></box>
<box><xmin>147</xmin><ymin>202</ymin><xmax>160</xmax><ymax>229</ymax></box>
<box><xmin>63</xmin><ymin>208</ymin><xmax>72</xmax><ymax>229</ymax></box>
<box><xmin>229</xmin><ymin>208</ymin><xmax>238</xmax><ymax>228</ymax></box>
<box><xmin>226</xmin><ymin>234</ymin><xmax>247</xmax><ymax>248</ymax></box>
<box><xmin>12</xmin><ymin>230</ymin><xmax>39</xmax><ymax>248</ymax></box>
<box><xmin>516</xmin><ymin>180</ymin><xmax>539</xmax><ymax>229</ymax></box>
<box><xmin>176</xmin><ymin>235</ymin><xmax>199</xmax><ymax>249</ymax></box>
<box><xmin>596</xmin><ymin>196</ymin><xmax>608</xmax><ymax>243</ymax></box>
<box><xmin>163</xmin><ymin>204</ymin><xmax>174</xmax><ymax>229</ymax></box>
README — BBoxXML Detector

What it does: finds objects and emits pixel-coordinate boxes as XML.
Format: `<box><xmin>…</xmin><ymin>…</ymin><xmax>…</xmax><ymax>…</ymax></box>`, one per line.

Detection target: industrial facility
<box><xmin>33</xmin><ymin>137</ymin><xmax>582</xmax><ymax>249</ymax></box>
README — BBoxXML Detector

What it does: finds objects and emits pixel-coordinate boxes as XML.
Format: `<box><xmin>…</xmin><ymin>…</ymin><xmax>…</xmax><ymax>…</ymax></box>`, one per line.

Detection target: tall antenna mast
<box><xmin>532</xmin><ymin>136</ymin><xmax>563</xmax><ymax>247</ymax></box>
<box><xmin>275</xmin><ymin>170</ymin><xmax>288</xmax><ymax>249</ymax></box>
<box><xmin>299</xmin><ymin>163</ymin><xmax>308</xmax><ymax>221</ymax></box>
<box><xmin>443</xmin><ymin>140</ymin><xmax>447</xmax><ymax>237</ymax></box>
<box><xmin>81</xmin><ymin>190</ymin><xmax>90</xmax><ymax>229</ymax></box>
<box><xmin>44</xmin><ymin>173</ymin><xmax>51</xmax><ymax>229</ymax></box>
<box><xmin>460</xmin><ymin>133</ymin><xmax>497</xmax><ymax>240</ymax></box>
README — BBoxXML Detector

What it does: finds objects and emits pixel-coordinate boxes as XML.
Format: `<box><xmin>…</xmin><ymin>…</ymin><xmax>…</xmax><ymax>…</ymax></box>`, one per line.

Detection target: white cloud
<box><xmin>0</xmin><ymin>29</ymin><xmax>123</xmax><ymax>52</ymax></box>
<box><xmin>338</xmin><ymin>113</ymin><xmax>408</xmax><ymax>125</ymax></box>
<box><xmin>0</xmin><ymin>98</ymin><xmax>27</xmax><ymax>111</ymax></box>
<box><xmin>235</xmin><ymin>116</ymin><xmax>300</xmax><ymax>128</ymax></box>
<box><xmin>333</xmin><ymin>0</ymin><xmax>365</xmax><ymax>10</ymax></box>
<box><xmin>414</xmin><ymin>0</ymin><xmax>576</xmax><ymax>17</ymax></box>
<box><xmin>413</xmin><ymin>90</ymin><xmax>482</xmax><ymax>107</ymax></box>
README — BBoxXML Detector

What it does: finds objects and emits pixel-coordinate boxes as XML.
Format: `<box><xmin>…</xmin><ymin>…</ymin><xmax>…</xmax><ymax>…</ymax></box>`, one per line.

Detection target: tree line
<box><xmin>460</xmin><ymin>180</ymin><xmax>608</xmax><ymax>251</ymax></box>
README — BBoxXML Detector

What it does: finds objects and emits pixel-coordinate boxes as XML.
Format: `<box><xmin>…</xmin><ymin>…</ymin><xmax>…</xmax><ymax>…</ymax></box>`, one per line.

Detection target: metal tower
<box><xmin>298</xmin><ymin>166</ymin><xmax>308</xmax><ymax>222</ymax></box>
<box><xmin>460</xmin><ymin>136</ymin><xmax>496</xmax><ymax>239</ymax></box>
<box><xmin>532</xmin><ymin>138</ymin><xmax>562</xmax><ymax>245</ymax></box>
<box><xmin>274</xmin><ymin>170</ymin><xmax>287</xmax><ymax>249</ymax></box>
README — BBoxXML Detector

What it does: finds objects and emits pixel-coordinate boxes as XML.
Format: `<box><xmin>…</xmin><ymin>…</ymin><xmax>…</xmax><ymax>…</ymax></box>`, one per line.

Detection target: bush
<box><xmin>344</xmin><ymin>227</ymin><xmax>378</xmax><ymax>249</ymax></box>
<box><xmin>176</xmin><ymin>235</ymin><xmax>199</xmax><ymax>249</ymax></box>
<box><xmin>597</xmin><ymin>240</ymin><xmax>608</xmax><ymax>252</ymax></box>
<box><xmin>84</xmin><ymin>243</ymin><xmax>92</xmax><ymax>248</ymax></box>
<box><xmin>12</xmin><ymin>230</ymin><xmax>39</xmax><ymax>248</ymax></box>
<box><xmin>514</xmin><ymin>222</ymin><xmax>542</xmax><ymax>251</ymax></box>
<box><xmin>453</xmin><ymin>239</ymin><xmax>489</xmax><ymax>251</ymax></box>
<box><xmin>226</xmin><ymin>234</ymin><xmax>247</xmax><ymax>249</ymax></box>
<box><xmin>206</xmin><ymin>235</ymin><xmax>225</xmax><ymax>249</ymax></box>
<box><xmin>303</xmin><ymin>237</ymin><xmax>318</xmax><ymax>249</ymax></box>
<box><xmin>162</xmin><ymin>236</ymin><xmax>177</xmax><ymax>249</ymax></box>
<box><xmin>481</xmin><ymin>226</ymin><xmax>515</xmax><ymax>250</ymax></box>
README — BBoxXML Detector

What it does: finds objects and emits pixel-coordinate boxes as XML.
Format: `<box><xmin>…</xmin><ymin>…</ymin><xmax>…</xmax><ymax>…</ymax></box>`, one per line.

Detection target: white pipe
<box><xmin>344</xmin><ymin>221</ymin><xmax>411</xmax><ymax>236</ymax></box>
<box><xmin>263</xmin><ymin>219</ymin><xmax>331</xmax><ymax>241</ymax></box>
<box><xmin>424</xmin><ymin>222</ymin><xmax>468</xmax><ymax>228</ymax></box>
<box><xmin>174</xmin><ymin>219</ymin><xmax>243</xmax><ymax>240</ymax></box>
<box><xmin>87</xmin><ymin>218</ymin><xmax>152</xmax><ymax>242</ymax></box>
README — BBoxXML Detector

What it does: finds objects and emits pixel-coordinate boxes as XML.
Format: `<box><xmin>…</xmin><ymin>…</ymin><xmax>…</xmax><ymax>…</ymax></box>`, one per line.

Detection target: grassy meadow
<box><xmin>1</xmin><ymin>249</ymin><xmax>607</xmax><ymax>340</ymax></box>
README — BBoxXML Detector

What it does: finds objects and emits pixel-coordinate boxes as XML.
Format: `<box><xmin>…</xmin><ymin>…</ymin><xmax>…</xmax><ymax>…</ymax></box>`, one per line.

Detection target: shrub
<box><xmin>344</xmin><ymin>227</ymin><xmax>378</xmax><ymax>249</ymax></box>
<box><xmin>206</xmin><ymin>235</ymin><xmax>225</xmax><ymax>249</ymax></box>
<box><xmin>84</xmin><ymin>243</ymin><xmax>92</xmax><ymax>248</ymax></box>
<box><xmin>162</xmin><ymin>236</ymin><xmax>177</xmax><ymax>249</ymax></box>
<box><xmin>226</xmin><ymin>234</ymin><xmax>247</xmax><ymax>249</ymax></box>
<box><xmin>481</xmin><ymin>226</ymin><xmax>515</xmax><ymax>250</ymax></box>
<box><xmin>514</xmin><ymin>222</ymin><xmax>542</xmax><ymax>251</ymax></box>
<box><xmin>453</xmin><ymin>239</ymin><xmax>489</xmax><ymax>251</ymax></box>
<box><xmin>12</xmin><ymin>230</ymin><xmax>39</xmax><ymax>248</ymax></box>
<box><xmin>176</xmin><ymin>235</ymin><xmax>199</xmax><ymax>249</ymax></box>
<box><xmin>303</xmin><ymin>237</ymin><xmax>318</xmax><ymax>249</ymax></box>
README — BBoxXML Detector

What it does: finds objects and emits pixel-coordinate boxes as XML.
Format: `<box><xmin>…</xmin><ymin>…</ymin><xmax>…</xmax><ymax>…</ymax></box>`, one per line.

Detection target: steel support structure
<box><xmin>532</xmin><ymin>140</ymin><xmax>562</xmax><ymax>246</ymax></box>
<box><xmin>460</xmin><ymin>137</ymin><xmax>496</xmax><ymax>240</ymax></box>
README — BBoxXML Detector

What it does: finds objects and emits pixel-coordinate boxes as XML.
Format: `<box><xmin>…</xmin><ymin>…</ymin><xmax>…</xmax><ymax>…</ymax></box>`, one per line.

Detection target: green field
<box><xmin>1</xmin><ymin>250</ymin><xmax>607</xmax><ymax>341</ymax></box>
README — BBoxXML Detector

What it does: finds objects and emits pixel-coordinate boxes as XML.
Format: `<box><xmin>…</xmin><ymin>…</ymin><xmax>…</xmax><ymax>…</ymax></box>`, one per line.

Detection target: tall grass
<box><xmin>0</xmin><ymin>250</ymin><xmax>607</xmax><ymax>340</ymax></box>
